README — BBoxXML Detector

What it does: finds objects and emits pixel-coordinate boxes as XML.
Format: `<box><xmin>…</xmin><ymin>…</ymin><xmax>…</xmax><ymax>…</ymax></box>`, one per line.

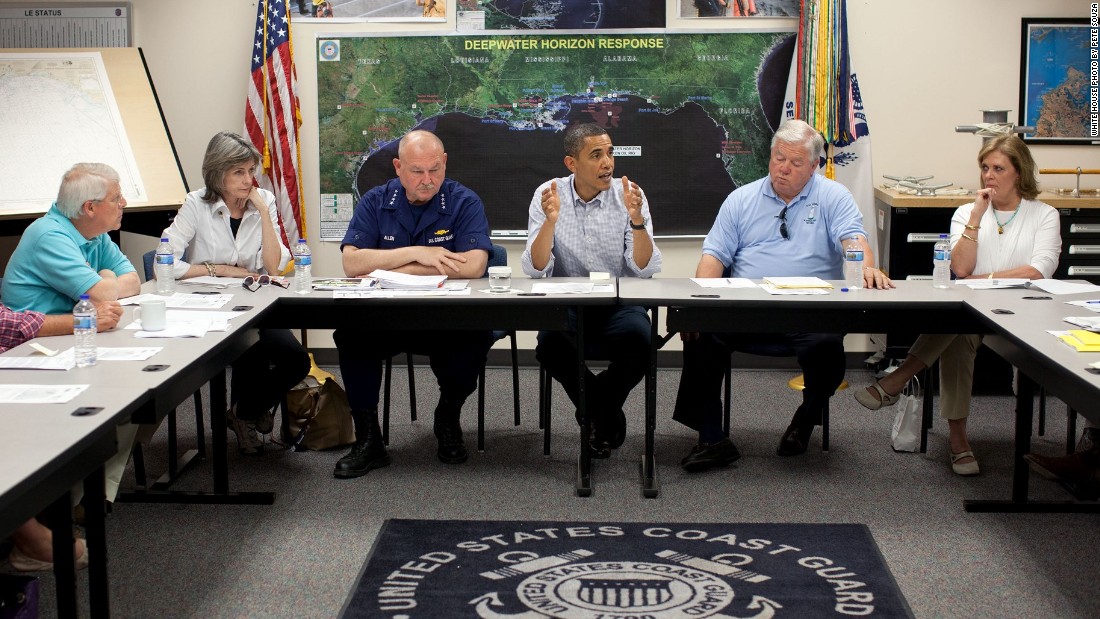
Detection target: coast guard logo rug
<box><xmin>340</xmin><ymin>520</ymin><xmax>912</xmax><ymax>618</ymax></box>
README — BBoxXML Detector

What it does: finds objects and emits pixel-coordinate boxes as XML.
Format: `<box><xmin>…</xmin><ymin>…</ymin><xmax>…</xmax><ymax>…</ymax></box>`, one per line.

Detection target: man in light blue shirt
<box><xmin>522</xmin><ymin>123</ymin><xmax>662</xmax><ymax>458</ymax></box>
<box><xmin>673</xmin><ymin>119</ymin><xmax>892</xmax><ymax>472</ymax></box>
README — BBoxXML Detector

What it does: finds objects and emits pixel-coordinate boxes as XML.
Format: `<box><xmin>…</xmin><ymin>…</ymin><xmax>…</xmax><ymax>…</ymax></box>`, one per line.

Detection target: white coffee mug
<box><xmin>135</xmin><ymin>299</ymin><xmax>167</xmax><ymax>331</ymax></box>
<box><xmin>487</xmin><ymin>266</ymin><xmax>512</xmax><ymax>292</ymax></box>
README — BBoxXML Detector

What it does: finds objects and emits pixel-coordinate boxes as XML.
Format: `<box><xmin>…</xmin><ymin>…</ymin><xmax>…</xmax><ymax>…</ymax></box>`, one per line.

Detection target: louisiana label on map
<box><xmin>317</xmin><ymin>32</ymin><xmax>795</xmax><ymax>237</ymax></box>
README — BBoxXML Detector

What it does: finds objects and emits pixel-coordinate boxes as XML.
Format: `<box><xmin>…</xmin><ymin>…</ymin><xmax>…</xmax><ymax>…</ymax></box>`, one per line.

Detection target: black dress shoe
<box><xmin>334</xmin><ymin>438</ymin><xmax>391</xmax><ymax>478</ymax></box>
<box><xmin>681</xmin><ymin>438</ymin><xmax>741</xmax><ymax>472</ymax></box>
<box><xmin>435</xmin><ymin>419</ymin><xmax>468</xmax><ymax>464</ymax></box>
<box><xmin>777</xmin><ymin>423</ymin><xmax>814</xmax><ymax>456</ymax></box>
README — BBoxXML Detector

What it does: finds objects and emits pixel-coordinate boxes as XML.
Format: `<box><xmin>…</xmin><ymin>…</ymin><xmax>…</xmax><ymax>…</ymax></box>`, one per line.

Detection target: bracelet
<box><xmin>204</xmin><ymin>261</ymin><xmax>216</xmax><ymax>277</ymax></box>
<box><xmin>964</xmin><ymin>224</ymin><xmax>980</xmax><ymax>230</ymax></box>
<box><xmin>961</xmin><ymin>233</ymin><xmax>977</xmax><ymax>243</ymax></box>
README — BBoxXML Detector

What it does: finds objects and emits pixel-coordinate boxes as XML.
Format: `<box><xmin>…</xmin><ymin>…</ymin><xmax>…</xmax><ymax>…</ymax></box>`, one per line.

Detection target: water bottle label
<box><xmin>845</xmin><ymin>250</ymin><xmax>864</xmax><ymax>261</ymax></box>
<box><xmin>934</xmin><ymin>249</ymin><xmax>949</xmax><ymax>261</ymax></box>
<box><xmin>295</xmin><ymin>256</ymin><xmax>312</xmax><ymax>267</ymax></box>
<box><xmin>155</xmin><ymin>254</ymin><xmax>174</xmax><ymax>265</ymax></box>
<box><xmin>74</xmin><ymin>316</ymin><xmax>95</xmax><ymax>330</ymax></box>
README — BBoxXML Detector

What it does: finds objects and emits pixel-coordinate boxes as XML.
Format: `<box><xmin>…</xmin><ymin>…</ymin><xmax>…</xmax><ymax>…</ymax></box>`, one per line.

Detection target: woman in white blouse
<box><xmin>162</xmin><ymin>132</ymin><xmax>309</xmax><ymax>455</ymax></box>
<box><xmin>853</xmin><ymin>135</ymin><xmax>1061</xmax><ymax>476</ymax></box>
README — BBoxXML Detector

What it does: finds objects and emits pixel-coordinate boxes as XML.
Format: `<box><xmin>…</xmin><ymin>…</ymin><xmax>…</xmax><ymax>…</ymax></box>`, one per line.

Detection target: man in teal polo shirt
<box><xmin>2</xmin><ymin>163</ymin><xmax>140</xmax><ymax>313</ymax></box>
<box><xmin>2</xmin><ymin>162</ymin><xmax>142</xmax><ymax>503</ymax></box>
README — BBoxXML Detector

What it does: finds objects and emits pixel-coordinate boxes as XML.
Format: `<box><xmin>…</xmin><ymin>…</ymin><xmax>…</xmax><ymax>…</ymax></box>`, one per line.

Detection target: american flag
<box><xmin>245</xmin><ymin>0</ymin><xmax>305</xmax><ymax>251</ymax></box>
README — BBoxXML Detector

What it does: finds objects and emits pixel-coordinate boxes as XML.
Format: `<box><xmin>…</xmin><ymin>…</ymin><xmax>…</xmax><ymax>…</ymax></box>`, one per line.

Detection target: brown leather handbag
<box><xmin>283</xmin><ymin>376</ymin><xmax>355</xmax><ymax>451</ymax></box>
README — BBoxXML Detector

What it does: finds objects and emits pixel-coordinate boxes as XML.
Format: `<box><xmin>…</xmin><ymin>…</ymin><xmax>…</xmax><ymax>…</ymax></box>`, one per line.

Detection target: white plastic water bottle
<box><xmin>155</xmin><ymin>237</ymin><xmax>176</xmax><ymax>295</ymax></box>
<box><xmin>294</xmin><ymin>238</ymin><xmax>312</xmax><ymax>295</ymax></box>
<box><xmin>933</xmin><ymin>233</ymin><xmax>951</xmax><ymax>289</ymax></box>
<box><xmin>73</xmin><ymin>294</ymin><xmax>97</xmax><ymax>367</ymax></box>
<box><xmin>843</xmin><ymin>237</ymin><xmax>864</xmax><ymax>290</ymax></box>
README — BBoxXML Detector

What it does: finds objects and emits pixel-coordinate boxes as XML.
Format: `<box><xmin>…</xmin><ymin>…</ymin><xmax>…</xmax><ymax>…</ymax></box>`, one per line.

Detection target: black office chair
<box><xmin>381</xmin><ymin>244</ymin><xmax>521</xmax><ymax>452</ymax></box>
<box><xmin>718</xmin><ymin>342</ymin><xmax>843</xmax><ymax>452</ymax></box>
<box><xmin>132</xmin><ymin>250</ymin><xmax>206</xmax><ymax>489</ymax></box>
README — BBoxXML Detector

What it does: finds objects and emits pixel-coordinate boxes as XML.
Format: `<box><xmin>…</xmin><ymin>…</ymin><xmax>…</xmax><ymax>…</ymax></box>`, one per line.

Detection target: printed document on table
<box><xmin>692</xmin><ymin>278</ymin><xmax>758</xmax><ymax>288</ymax></box>
<box><xmin>1064</xmin><ymin>316</ymin><xmax>1100</xmax><ymax>331</ymax></box>
<box><xmin>0</xmin><ymin>354</ymin><xmax>74</xmax><ymax>370</ymax></box>
<box><xmin>177</xmin><ymin>276</ymin><xmax>244</xmax><ymax>289</ymax></box>
<box><xmin>121</xmin><ymin>293</ymin><xmax>234</xmax><ymax>309</ymax></box>
<box><xmin>762</xmin><ymin>277</ymin><xmax>832</xmax><ymax>289</ymax></box>
<box><xmin>530</xmin><ymin>282</ymin><xmax>612</xmax><ymax>294</ymax></box>
<box><xmin>0</xmin><ymin>384</ymin><xmax>88</xmax><ymax>404</ymax></box>
<box><xmin>1064</xmin><ymin>299</ymin><xmax>1100</xmax><ymax>313</ymax></box>
<box><xmin>955</xmin><ymin>279</ymin><xmax>1028</xmax><ymax>290</ymax></box>
<box><xmin>132</xmin><ymin>321</ymin><xmax>212</xmax><ymax>338</ymax></box>
<box><xmin>759</xmin><ymin>284</ymin><xmax>830</xmax><ymax>295</ymax></box>
<box><xmin>1028</xmin><ymin>280</ymin><xmax>1100</xmax><ymax>295</ymax></box>
<box><xmin>126</xmin><ymin>310</ymin><xmax>233</xmax><ymax>332</ymax></box>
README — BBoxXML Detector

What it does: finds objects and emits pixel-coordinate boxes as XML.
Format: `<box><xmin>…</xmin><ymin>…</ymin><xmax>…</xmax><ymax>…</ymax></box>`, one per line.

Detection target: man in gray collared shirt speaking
<box><xmin>521</xmin><ymin>123</ymin><xmax>662</xmax><ymax>459</ymax></box>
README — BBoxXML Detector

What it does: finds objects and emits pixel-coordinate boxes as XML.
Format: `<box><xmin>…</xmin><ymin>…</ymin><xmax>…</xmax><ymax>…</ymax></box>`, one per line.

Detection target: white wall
<box><xmin>5</xmin><ymin>0</ymin><xmax>1097</xmax><ymax>350</ymax></box>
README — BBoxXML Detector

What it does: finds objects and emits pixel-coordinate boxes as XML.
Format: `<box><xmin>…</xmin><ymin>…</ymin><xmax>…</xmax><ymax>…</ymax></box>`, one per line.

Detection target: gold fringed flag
<box><xmin>784</xmin><ymin>0</ymin><xmax>875</xmax><ymax>249</ymax></box>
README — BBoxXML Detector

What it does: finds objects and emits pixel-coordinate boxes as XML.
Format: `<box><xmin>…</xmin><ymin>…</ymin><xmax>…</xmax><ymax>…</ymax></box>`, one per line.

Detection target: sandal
<box><xmin>951</xmin><ymin>450</ymin><xmax>980</xmax><ymax>476</ymax></box>
<box><xmin>853</xmin><ymin>382</ymin><xmax>901</xmax><ymax>411</ymax></box>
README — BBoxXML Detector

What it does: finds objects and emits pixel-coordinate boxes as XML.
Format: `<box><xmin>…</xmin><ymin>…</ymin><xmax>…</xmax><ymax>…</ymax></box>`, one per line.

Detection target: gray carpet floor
<box><xmin>6</xmin><ymin>365</ymin><xmax>1100</xmax><ymax>618</ymax></box>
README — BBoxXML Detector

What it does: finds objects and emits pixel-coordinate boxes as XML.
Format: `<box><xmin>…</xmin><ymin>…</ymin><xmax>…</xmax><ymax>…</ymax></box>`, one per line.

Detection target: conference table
<box><xmin>4</xmin><ymin>275</ymin><xmax>1100</xmax><ymax>616</ymax></box>
<box><xmin>618</xmin><ymin>278</ymin><xmax>1100</xmax><ymax>509</ymax></box>
<box><xmin>963</xmin><ymin>290</ymin><xmax>1100</xmax><ymax>512</ymax></box>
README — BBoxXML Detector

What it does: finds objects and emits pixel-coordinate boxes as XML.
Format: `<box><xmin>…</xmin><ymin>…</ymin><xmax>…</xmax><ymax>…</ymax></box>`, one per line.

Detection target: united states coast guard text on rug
<box><xmin>341</xmin><ymin>520</ymin><xmax>913</xmax><ymax>618</ymax></box>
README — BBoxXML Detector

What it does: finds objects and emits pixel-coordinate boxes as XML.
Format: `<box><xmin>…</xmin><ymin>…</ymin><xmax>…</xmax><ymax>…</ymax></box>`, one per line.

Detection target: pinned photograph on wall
<box><xmin>292</xmin><ymin>0</ymin><xmax>447</xmax><ymax>22</ymax></box>
<box><xmin>458</xmin><ymin>0</ymin><xmax>664</xmax><ymax>32</ymax></box>
<box><xmin>679</xmin><ymin>0</ymin><xmax>797</xmax><ymax>19</ymax></box>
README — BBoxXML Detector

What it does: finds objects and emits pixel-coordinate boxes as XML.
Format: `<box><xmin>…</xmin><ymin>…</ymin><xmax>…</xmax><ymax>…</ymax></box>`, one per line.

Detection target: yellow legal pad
<box><xmin>1058</xmin><ymin>330</ymin><xmax>1100</xmax><ymax>352</ymax></box>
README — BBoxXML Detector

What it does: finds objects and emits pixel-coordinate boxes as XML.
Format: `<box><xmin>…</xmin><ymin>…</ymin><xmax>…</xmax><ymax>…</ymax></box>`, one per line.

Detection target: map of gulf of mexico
<box><xmin>1022</xmin><ymin>24</ymin><xmax>1092</xmax><ymax>141</ymax></box>
<box><xmin>317</xmin><ymin>32</ymin><xmax>796</xmax><ymax>237</ymax></box>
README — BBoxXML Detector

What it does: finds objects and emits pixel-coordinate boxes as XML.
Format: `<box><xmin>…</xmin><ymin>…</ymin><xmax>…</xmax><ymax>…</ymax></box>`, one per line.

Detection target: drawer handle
<box><xmin>1068</xmin><ymin>266</ymin><xmax>1100</xmax><ymax>275</ymax></box>
<box><xmin>1069</xmin><ymin>245</ymin><xmax>1100</xmax><ymax>255</ymax></box>
<box><xmin>905</xmin><ymin>233</ymin><xmax>943</xmax><ymax>243</ymax></box>
<box><xmin>1069</xmin><ymin>224</ymin><xmax>1100</xmax><ymax>234</ymax></box>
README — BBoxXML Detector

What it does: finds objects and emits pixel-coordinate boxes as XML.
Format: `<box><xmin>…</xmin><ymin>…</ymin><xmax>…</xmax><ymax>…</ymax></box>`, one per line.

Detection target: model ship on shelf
<box><xmin>881</xmin><ymin>174</ymin><xmax>959</xmax><ymax>196</ymax></box>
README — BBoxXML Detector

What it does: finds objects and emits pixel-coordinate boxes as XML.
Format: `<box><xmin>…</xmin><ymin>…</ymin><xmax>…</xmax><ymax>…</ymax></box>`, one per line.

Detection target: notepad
<box><xmin>1058</xmin><ymin>330</ymin><xmax>1100</xmax><ymax>352</ymax></box>
<box><xmin>762</xmin><ymin>276</ymin><xmax>833</xmax><ymax>289</ymax></box>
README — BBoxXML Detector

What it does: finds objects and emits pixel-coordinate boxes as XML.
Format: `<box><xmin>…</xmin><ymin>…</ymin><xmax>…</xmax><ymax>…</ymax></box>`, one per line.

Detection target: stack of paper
<box><xmin>367</xmin><ymin>269</ymin><xmax>447</xmax><ymax>290</ymax></box>
<box><xmin>311</xmin><ymin>278</ymin><xmax>377</xmax><ymax>291</ymax></box>
<box><xmin>1058</xmin><ymin>330</ymin><xmax>1100</xmax><ymax>352</ymax></box>
<box><xmin>1064</xmin><ymin>316</ymin><xmax>1100</xmax><ymax>332</ymax></box>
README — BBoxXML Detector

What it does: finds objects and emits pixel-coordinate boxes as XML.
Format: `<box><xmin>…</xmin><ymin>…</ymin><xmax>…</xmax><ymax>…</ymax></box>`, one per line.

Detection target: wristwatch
<box><xmin>630</xmin><ymin>217</ymin><xmax>648</xmax><ymax>231</ymax></box>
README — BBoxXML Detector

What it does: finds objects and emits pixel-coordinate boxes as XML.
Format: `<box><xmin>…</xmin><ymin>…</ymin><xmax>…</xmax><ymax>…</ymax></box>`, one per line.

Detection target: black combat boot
<box><xmin>333</xmin><ymin>412</ymin><xmax>390</xmax><ymax>479</ymax></box>
<box><xmin>434</xmin><ymin>397</ymin><xmax>468</xmax><ymax>464</ymax></box>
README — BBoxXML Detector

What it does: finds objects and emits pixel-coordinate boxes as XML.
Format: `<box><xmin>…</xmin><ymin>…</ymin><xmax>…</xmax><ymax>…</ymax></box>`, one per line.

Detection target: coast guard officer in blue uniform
<box><xmin>332</xmin><ymin>130</ymin><xmax>494</xmax><ymax>479</ymax></box>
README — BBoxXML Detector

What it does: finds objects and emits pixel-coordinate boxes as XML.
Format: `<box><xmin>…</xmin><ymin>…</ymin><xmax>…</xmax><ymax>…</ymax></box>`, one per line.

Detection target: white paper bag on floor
<box><xmin>891</xmin><ymin>378</ymin><xmax>922</xmax><ymax>452</ymax></box>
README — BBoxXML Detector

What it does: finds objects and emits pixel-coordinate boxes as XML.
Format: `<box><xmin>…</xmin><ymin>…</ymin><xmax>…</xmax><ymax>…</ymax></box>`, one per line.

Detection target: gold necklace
<box><xmin>990</xmin><ymin>205</ymin><xmax>1020</xmax><ymax>234</ymax></box>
